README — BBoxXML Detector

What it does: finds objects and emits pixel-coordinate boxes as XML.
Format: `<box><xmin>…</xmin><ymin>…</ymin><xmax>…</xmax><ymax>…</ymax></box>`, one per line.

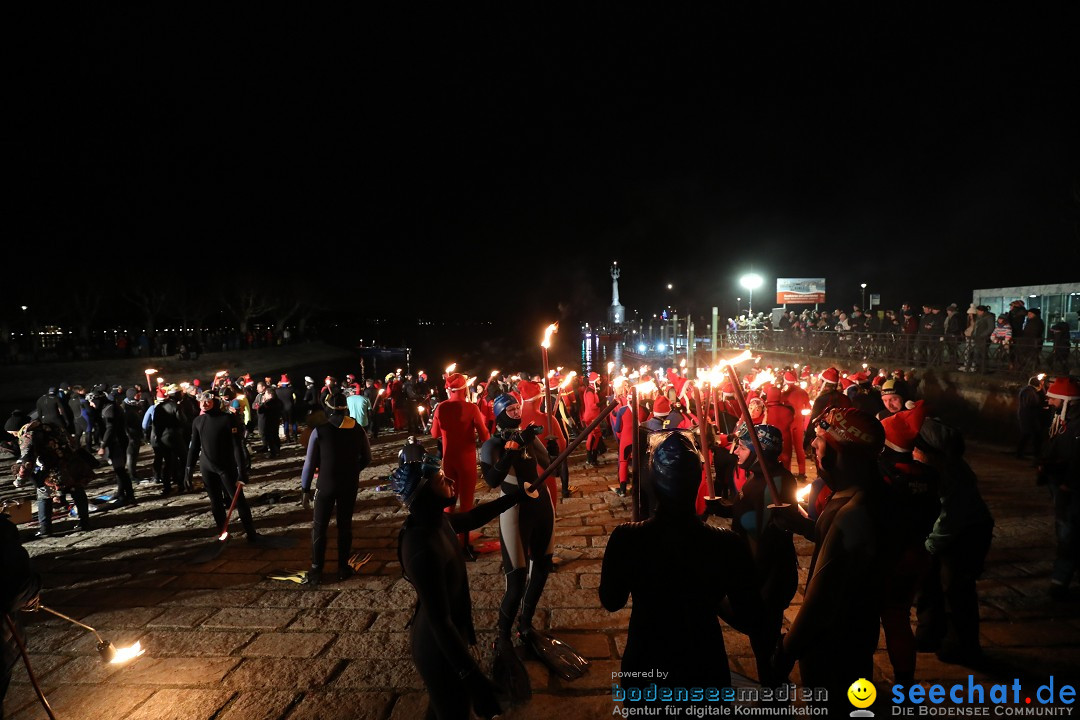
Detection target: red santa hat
<box><xmin>518</xmin><ymin>380</ymin><xmax>542</xmax><ymax>400</ymax></box>
<box><xmin>819</xmin><ymin>367</ymin><xmax>841</xmax><ymax>385</ymax></box>
<box><xmin>801</xmin><ymin>366</ymin><xmax>812</xmax><ymax>378</ymax></box>
<box><xmin>548</xmin><ymin>377</ymin><xmax>561</xmax><ymax>391</ymax></box>
<box><xmin>839</xmin><ymin>377</ymin><xmax>854</xmax><ymax>391</ymax></box>
<box><xmin>720</xmin><ymin>381</ymin><xmax>735</xmax><ymax>398</ymax></box>
<box><xmin>1047</xmin><ymin>377</ymin><xmax>1080</xmax><ymax>401</ymax></box>
<box><xmin>652</xmin><ymin>396</ymin><xmax>671</xmax><ymax>416</ymax></box>
<box><xmin>446</xmin><ymin>373</ymin><xmax>467</xmax><ymax>391</ymax></box>
<box><xmin>280</xmin><ymin>374</ymin><xmax>290</xmax><ymax>385</ymax></box>
<box><xmin>881</xmin><ymin>400</ymin><xmax>926</xmax><ymax>453</ymax></box>
<box><xmin>783</xmin><ymin>371</ymin><xmax>798</xmax><ymax>385</ymax></box>
<box><xmin>765</xmin><ymin>386</ymin><xmax>782</xmax><ymax>404</ymax></box>
<box><xmin>587</xmin><ymin>371</ymin><xmax>600</xmax><ymax>383</ymax></box>
<box><xmin>851</xmin><ymin>371</ymin><xmax>870</xmax><ymax>385</ymax></box>
<box><xmin>871</xmin><ymin>375</ymin><xmax>885</xmax><ymax>388</ymax></box>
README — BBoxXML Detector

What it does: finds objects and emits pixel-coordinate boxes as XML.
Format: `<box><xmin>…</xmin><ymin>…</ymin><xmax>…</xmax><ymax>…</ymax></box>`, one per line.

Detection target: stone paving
<box><xmin>4</xmin><ymin>427</ymin><xmax>1080</xmax><ymax>719</ymax></box>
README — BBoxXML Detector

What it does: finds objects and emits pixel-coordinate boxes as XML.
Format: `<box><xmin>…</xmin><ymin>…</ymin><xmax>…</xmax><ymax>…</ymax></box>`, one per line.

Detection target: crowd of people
<box><xmin>724</xmin><ymin>299</ymin><xmax>1072</xmax><ymax>374</ymax></box>
<box><xmin>4</xmin><ymin>354</ymin><xmax>1080</xmax><ymax>718</ymax></box>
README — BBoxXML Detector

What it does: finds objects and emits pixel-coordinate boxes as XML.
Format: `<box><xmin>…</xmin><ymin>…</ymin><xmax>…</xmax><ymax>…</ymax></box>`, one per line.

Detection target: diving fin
<box><xmin>519</xmin><ymin>627</ymin><xmax>589</xmax><ymax>681</ymax></box>
<box><xmin>347</xmin><ymin>552</ymin><xmax>373</xmax><ymax>571</ymax></box>
<box><xmin>491</xmin><ymin>637</ymin><xmax>531</xmax><ymax>704</ymax></box>
<box><xmin>267</xmin><ymin>569</ymin><xmax>308</xmax><ymax>584</ymax></box>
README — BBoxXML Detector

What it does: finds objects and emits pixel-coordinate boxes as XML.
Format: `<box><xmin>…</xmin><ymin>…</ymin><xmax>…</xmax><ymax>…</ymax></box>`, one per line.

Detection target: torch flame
<box><xmin>725</xmin><ymin>350</ymin><xmax>754</xmax><ymax>367</ymax></box>
<box><xmin>620</xmin><ymin>366</ymin><xmax>628</xmax><ymax>375</ymax></box>
<box><xmin>377</xmin><ymin>388</ymin><xmax>385</xmax><ymax>396</ymax></box>
<box><xmin>606</xmin><ymin>361</ymin><xmax>615</xmax><ymax>374</ymax></box>
<box><xmin>219</xmin><ymin>531</ymin><xmax>229</xmax><ymax>541</ymax></box>
<box><xmin>490</xmin><ymin>370</ymin><xmax>500</xmax><ymax>378</ymax></box>
<box><xmin>612</xmin><ymin>376</ymin><xmax>628</xmax><ymax>391</ymax></box>
<box><xmin>215</xmin><ymin>370</ymin><xmax>227</xmax><ymax>378</ymax></box>
<box><xmin>110</xmin><ymin>641</ymin><xmax>145</xmax><ymax>664</ymax></box>
<box><xmin>445</xmin><ymin>363</ymin><xmax>457</xmax><ymax>374</ymax></box>
<box><xmin>144</xmin><ymin>368</ymin><xmax>157</xmax><ymax>375</ymax></box>
<box><xmin>466</xmin><ymin>376</ymin><xmax>477</xmax><ymax>387</ymax></box>
<box><xmin>796</xmin><ymin>484</ymin><xmax>812</xmax><ymax>504</ymax></box>
<box><xmin>541</xmin><ymin>322</ymin><xmax>559</xmax><ymax>349</ymax></box>
<box><xmin>559</xmin><ymin>371</ymin><xmax>577</xmax><ymax>389</ymax></box>
<box><xmin>547</xmin><ymin>369</ymin><xmax>556</xmax><ymax>378</ymax></box>
<box><xmin>679</xmin><ymin>359</ymin><xmax>686</xmax><ymax>368</ymax></box>
<box><xmin>634</xmin><ymin>379</ymin><xmax>657</xmax><ymax>395</ymax></box>
<box><xmin>799</xmin><ymin>381</ymin><xmax>808</xmax><ymax>389</ymax></box>
<box><xmin>862</xmin><ymin>363</ymin><xmax>868</xmax><ymax>369</ymax></box>
<box><xmin>801</xmin><ymin>408</ymin><xmax>812</xmax><ymax>416</ymax></box>
<box><xmin>418</xmin><ymin>405</ymin><xmax>426</xmax><ymax>413</ymax></box>
<box><xmin>749</xmin><ymin>370</ymin><xmax>776</xmax><ymax>391</ymax></box>
<box><xmin>156</xmin><ymin>377</ymin><xmax>163</xmax><ymax>384</ymax></box>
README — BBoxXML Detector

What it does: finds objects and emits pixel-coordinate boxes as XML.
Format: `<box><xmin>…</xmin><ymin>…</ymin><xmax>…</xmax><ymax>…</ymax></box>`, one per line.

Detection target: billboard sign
<box><xmin>776</xmin><ymin>278</ymin><xmax>826</xmax><ymax>304</ymax></box>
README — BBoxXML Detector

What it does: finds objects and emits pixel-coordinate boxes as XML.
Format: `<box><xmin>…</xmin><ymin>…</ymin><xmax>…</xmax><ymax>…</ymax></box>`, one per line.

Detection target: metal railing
<box><xmin>716</xmin><ymin>329</ymin><xmax>1075</xmax><ymax>376</ymax></box>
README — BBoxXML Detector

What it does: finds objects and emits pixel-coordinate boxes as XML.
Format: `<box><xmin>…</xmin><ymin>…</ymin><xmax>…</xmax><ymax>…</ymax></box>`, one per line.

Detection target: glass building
<box><xmin>973</xmin><ymin>282</ymin><xmax>1080</xmax><ymax>339</ymax></box>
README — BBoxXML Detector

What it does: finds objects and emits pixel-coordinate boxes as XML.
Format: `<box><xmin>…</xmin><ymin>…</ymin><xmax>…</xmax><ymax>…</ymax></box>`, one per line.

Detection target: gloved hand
<box><xmin>184</xmin><ymin>467</ymin><xmax>195</xmax><ymax>487</ymax></box>
<box><xmin>463</xmin><ymin>670</ymin><xmax>503</xmax><ymax>719</ymax></box>
<box><xmin>301</xmin><ymin>490</ymin><xmax>312</xmax><ymax>510</ymax></box>
<box><xmin>519</xmin><ymin>423</ymin><xmax>543</xmax><ymax>446</ymax></box>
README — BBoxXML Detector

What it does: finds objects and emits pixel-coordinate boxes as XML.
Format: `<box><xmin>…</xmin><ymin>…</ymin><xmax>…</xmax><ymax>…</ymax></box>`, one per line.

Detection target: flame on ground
<box><xmin>111</xmin><ymin>641</ymin><xmax>145</xmax><ymax>664</ymax></box>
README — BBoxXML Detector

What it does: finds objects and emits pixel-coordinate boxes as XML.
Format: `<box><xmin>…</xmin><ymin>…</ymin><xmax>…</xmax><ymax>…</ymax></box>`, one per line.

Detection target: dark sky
<box><xmin>5</xmin><ymin>7</ymin><xmax>1079</xmax><ymax>358</ymax></box>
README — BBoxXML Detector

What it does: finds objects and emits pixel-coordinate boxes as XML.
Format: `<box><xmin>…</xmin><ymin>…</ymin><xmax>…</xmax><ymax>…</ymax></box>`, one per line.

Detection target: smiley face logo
<box><xmin>847</xmin><ymin>678</ymin><xmax>876</xmax><ymax>709</ymax></box>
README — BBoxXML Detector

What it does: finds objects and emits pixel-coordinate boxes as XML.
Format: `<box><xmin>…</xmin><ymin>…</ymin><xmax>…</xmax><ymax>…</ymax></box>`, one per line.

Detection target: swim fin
<box><xmin>519</xmin><ymin>627</ymin><xmax>589</xmax><ymax>681</ymax></box>
<box><xmin>347</xmin><ymin>552</ymin><xmax>373</xmax><ymax>571</ymax></box>
<box><xmin>491</xmin><ymin>637</ymin><xmax>531</xmax><ymax>704</ymax></box>
<box><xmin>267</xmin><ymin>569</ymin><xmax>308</xmax><ymax>584</ymax></box>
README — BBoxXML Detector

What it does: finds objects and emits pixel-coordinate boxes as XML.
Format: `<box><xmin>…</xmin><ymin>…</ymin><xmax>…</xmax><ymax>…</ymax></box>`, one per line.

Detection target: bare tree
<box><xmin>223</xmin><ymin>285</ymin><xmax>277</xmax><ymax>334</ymax></box>
<box><xmin>126</xmin><ymin>281</ymin><xmax>170</xmax><ymax>335</ymax></box>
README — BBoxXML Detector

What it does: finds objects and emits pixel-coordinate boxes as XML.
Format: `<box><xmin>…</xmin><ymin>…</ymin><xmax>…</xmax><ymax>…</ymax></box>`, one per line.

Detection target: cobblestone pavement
<box><xmin>4</xmin><ymin>428</ymin><xmax>1078</xmax><ymax>719</ymax></box>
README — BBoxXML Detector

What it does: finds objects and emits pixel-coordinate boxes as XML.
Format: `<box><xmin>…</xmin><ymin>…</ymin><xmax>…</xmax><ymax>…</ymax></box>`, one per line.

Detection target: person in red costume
<box><xmin>611</xmin><ymin>393</ymin><xmax>649</xmax><ymax>497</ymax></box>
<box><xmin>582</xmin><ymin>372</ymin><xmax>606</xmax><ymax>468</ymax></box>
<box><xmin>389</xmin><ymin>374</ymin><xmax>408</xmax><ymax>431</ymax></box>
<box><xmin>764</xmin><ymin>385</ymin><xmax>796</xmax><ymax>476</ymax></box>
<box><xmin>431</xmin><ymin>372</ymin><xmax>491</xmax><ymax>559</ymax></box>
<box><xmin>781</xmin><ymin>371</ymin><xmax>812</xmax><ymax>480</ymax></box>
<box><xmin>517</xmin><ymin>380</ymin><xmax>570</xmax><ymax>501</ymax></box>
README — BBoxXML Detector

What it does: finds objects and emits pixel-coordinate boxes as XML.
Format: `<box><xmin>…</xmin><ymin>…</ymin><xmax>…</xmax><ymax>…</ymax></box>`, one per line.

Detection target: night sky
<box><xmin>6</xmin><ymin>7</ymin><xmax>1079</xmax><ymax>367</ymax></box>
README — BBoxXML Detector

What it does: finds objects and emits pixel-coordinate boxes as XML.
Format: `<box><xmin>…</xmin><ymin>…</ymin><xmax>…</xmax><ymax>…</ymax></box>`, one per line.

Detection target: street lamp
<box><xmin>739</xmin><ymin>273</ymin><xmax>763</xmax><ymax>316</ymax></box>
<box><xmin>860</xmin><ymin>283</ymin><xmax>867</xmax><ymax>309</ymax></box>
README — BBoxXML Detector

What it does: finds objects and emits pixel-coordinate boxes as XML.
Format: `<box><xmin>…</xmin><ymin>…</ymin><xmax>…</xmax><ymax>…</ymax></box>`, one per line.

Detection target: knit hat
<box><xmin>125</xmin><ymin>388</ymin><xmax>137</xmax><ymax>400</ymax></box>
<box><xmin>813</xmin><ymin>407</ymin><xmax>885</xmax><ymax>453</ymax></box>
<box><xmin>735</xmin><ymin>422</ymin><xmax>784</xmax><ymax>459</ymax></box>
<box><xmin>819</xmin><ymin>367</ymin><xmax>840</xmax><ymax>385</ymax></box>
<box><xmin>652</xmin><ymin>396</ymin><xmax>671</xmax><ymax>416</ymax></box>
<box><xmin>967</xmin><ymin>303</ymin><xmax>977</xmax><ymax>315</ymax></box>
<box><xmin>881</xmin><ymin>400</ymin><xmax>926</xmax><ymax>453</ymax></box>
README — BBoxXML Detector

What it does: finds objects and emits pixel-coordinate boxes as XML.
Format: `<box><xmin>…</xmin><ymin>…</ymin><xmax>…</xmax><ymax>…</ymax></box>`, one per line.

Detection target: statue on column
<box><xmin>609</xmin><ymin>263</ymin><xmax>625</xmax><ymax>325</ymax></box>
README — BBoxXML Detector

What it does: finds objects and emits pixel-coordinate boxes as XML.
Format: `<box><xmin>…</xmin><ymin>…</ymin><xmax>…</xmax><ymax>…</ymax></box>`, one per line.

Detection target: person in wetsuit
<box><xmin>94</xmin><ymin>391</ymin><xmax>136</xmax><ymax>506</ymax></box>
<box><xmin>185</xmin><ymin>393</ymin><xmax>259</xmax><ymax>541</ymax></box>
<box><xmin>709</xmin><ymin>422</ymin><xmax>798</xmax><ymax>684</ymax></box>
<box><xmin>600</xmin><ymin>430</ymin><xmax>764</xmax><ymax>705</ymax></box>
<box><xmin>479</xmin><ymin>395</ymin><xmax>554</xmax><ymax>652</ymax></box>
<box><xmin>394</xmin><ymin>455</ymin><xmax>527</xmax><ymax>720</ymax></box>
<box><xmin>300</xmin><ymin>392</ymin><xmax>372</xmax><ymax>585</ymax></box>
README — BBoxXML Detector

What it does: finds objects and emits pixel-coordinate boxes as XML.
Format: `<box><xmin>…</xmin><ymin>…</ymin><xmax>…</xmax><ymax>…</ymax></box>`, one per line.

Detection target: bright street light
<box><xmin>739</xmin><ymin>273</ymin><xmax>763</xmax><ymax>315</ymax></box>
<box><xmin>860</xmin><ymin>283</ymin><xmax>867</xmax><ymax>309</ymax></box>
